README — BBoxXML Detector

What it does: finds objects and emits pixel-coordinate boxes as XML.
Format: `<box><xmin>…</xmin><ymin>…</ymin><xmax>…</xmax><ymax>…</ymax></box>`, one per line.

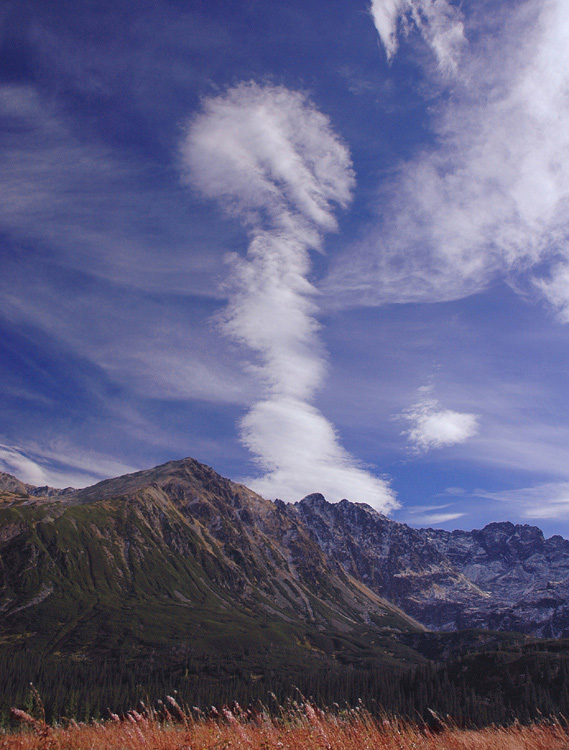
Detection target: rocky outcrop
<box><xmin>424</xmin><ymin>523</ymin><xmax>569</xmax><ymax>636</ymax></box>
<box><xmin>294</xmin><ymin>496</ymin><xmax>569</xmax><ymax>637</ymax></box>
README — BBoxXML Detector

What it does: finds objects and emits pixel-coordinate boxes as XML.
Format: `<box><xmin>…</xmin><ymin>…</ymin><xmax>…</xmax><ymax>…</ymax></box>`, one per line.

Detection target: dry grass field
<box><xmin>3</xmin><ymin>696</ymin><xmax>569</xmax><ymax>750</ymax></box>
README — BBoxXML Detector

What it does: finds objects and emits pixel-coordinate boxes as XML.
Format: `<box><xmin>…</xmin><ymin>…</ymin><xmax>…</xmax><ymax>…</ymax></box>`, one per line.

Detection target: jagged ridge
<box><xmin>294</xmin><ymin>495</ymin><xmax>569</xmax><ymax>637</ymax></box>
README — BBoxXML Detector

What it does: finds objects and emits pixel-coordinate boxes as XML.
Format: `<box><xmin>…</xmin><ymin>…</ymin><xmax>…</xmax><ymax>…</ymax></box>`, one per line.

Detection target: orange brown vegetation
<box><xmin>3</xmin><ymin>698</ymin><xmax>569</xmax><ymax>750</ymax></box>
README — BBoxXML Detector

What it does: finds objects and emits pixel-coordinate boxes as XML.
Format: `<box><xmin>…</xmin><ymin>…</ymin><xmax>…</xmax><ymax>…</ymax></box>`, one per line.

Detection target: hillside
<box><xmin>0</xmin><ymin>458</ymin><xmax>423</xmax><ymax>673</ymax></box>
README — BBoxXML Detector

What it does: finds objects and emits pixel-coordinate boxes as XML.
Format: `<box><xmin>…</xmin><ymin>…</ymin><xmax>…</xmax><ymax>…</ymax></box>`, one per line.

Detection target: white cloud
<box><xmin>403</xmin><ymin>388</ymin><xmax>479</xmax><ymax>452</ymax></box>
<box><xmin>535</xmin><ymin>263</ymin><xmax>569</xmax><ymax>323</ymax></box>
<box><xmin>0</xmin><ymin>446</ymin><xmax>52</xmax><ymax>487</ymax></box>
<box><xmin>326</xmin><ymin>0</ymin><xmax>569</xmax><ymax>319</ymax></box>
<box><xmin>370</xmin><ymin>0</ymin><xmax>465</xmax><ymax>73</ymax></box>
<box><xmin>411</xmin><ymin>511</ymin><xmax>465</xmax><ymax>525</ymax></box>
<box><xmin>240</xmin><ymin>397</ymin><xmax>396</xmax><ymax>506</ymax></box>
<box><xmin>181</xmin><ymin>82</ymin><xmax>397</xmax><ymax>511</ymax></box>
<box><xmin>475</xmin><ymin>482</ymin><xmax>569</xmax><ymax>521</ymax></box>
<box><xmin>370</xmin><ymin>0</ymin><xmax>407</xmax><ymax>61</ymax></box>
<box><xmin>0</xmin><ymin>443</ymin><xmax>137</xmax><ymax>489</ymax></box>
<box><xmin>182</xmin><ymin>82</ymin><xmax>353</xmax><ymax>235</ymax></box>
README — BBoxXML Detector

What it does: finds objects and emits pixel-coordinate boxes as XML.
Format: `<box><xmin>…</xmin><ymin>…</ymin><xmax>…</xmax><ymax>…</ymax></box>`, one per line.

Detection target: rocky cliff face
<box><xmin>424</xmin><ymin>523</ymin><xmax>569</xmax><ymax>636</ymax></box>
<box><xmin>292</xmin><ymin>495</ymin><xmax>490</xmax><ymax>631</ymax></box>
<box><xmin>294</xmin><ymin>496</ymin><xmax>569</xmax><ymax>637</ymax></box>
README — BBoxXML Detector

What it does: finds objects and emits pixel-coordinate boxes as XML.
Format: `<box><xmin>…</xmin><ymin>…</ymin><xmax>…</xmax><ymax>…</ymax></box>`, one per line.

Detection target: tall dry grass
<box><xmin>3</xmin><ymin>694</ymin><xmax>569</xmax><ymax>750</ymax></box>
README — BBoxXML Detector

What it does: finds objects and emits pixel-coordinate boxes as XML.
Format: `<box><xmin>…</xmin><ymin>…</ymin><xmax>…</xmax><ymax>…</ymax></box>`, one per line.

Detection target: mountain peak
<box><xmin>0</xmin><ymin>471</ymin><xmax>74</xmax><ymax>498</ymax></box>
<box><xmin>0</xmin><ymin>471</ymin><xmax>29</xmax><ymax>495</ymax></box>
<box><xmin>298</xmin><ymin>492</ymin><xmax>328</xmax><ymax>506</ymax></box>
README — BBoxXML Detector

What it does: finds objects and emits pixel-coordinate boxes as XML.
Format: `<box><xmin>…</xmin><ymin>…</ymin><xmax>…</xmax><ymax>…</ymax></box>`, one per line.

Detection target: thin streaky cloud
<box><xmin>0</xmin><ymin>444</ymin><xmax>137</xmax><ymax>489</ymax></box>
<box><xmin>0</xmin><ymin>83</ymin><xmax>224</xmax><ymax>299</ymax></box>
<box><xmin>474</xmin><ymin>482</ymin><xmax>569</xmax><ymax>521</ymax></box>
<box><xmin>410</xmin><ymin>511</ymin><xmax>465</xmax><ymax>525</ymax></box>
<box><xmin>2</xmin><ymin>273</ymin><xmax>254</xmax><ymax>406</ymax></box>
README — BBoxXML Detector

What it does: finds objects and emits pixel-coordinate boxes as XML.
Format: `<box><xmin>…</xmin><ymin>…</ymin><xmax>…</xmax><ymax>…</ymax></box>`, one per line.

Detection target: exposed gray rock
<box><xmin>294</xmin><ymin>496</ymin><xmax>569</xmax><ymax>637</ymax></box>
<box><xmin>423</xmin><ymin>522</ymin><xmax>569</xmax><ymax>636</ymax></box>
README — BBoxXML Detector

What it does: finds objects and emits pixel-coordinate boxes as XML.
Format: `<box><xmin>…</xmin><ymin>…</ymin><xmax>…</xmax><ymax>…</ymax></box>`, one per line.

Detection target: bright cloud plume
<box><xmin>326</xmin><ymin>0</ymin><xmax>569</xmax><ymax>319</ymax></box>
<box><xmin>403</xmin><ymin>389</ymin><xmax>479</xmax><ymax>452</ymax></box>
<box><xmin>241</xmin><ymin>398</ymin><xmax>394</xmax><ymax>506</ymax></box>
<box><xmin>181</xmin><ymin>82</ymin><xmax>397</xmax><ymax>510</ymax></box>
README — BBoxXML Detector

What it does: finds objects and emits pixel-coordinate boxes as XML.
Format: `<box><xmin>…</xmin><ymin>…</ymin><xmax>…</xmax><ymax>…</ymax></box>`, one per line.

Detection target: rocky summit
<box><xmin>293</xmin><ymin>495</ymin><xmax>569</xmax><ymax>637</ymax></box>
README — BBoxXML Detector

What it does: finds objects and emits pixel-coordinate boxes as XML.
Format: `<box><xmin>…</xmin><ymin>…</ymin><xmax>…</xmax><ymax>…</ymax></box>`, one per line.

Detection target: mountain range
<box><xmin>294</xmin><ymin>493</ymin><xmax>569</xmax><ymax>637</ymax></box>
<box><xmin>1</xmin><ymin>455</ymin><xmax>568</xmax><ymax>668</ymax></box>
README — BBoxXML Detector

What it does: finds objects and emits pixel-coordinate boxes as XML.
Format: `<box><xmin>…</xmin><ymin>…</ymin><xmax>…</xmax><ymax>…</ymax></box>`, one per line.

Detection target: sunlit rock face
<box><xmin>294</xmin><ymin>496</ymin><xmax>569</xmax><ymax>637</ymax></box>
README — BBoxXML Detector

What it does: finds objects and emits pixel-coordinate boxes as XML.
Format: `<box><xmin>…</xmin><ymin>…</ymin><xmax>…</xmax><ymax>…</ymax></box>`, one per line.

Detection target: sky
<box><xmin>2</xmin><ymin>0</ymin><xmax>569</xmax><ymax>537</ymax></box>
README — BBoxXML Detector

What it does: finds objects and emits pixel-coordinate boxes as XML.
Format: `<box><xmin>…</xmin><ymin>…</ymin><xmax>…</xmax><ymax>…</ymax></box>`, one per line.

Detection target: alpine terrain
<box><xmin>2</xmin><ymin>456</ymin><xmax>569</xmax><ymax>723</ymax></box>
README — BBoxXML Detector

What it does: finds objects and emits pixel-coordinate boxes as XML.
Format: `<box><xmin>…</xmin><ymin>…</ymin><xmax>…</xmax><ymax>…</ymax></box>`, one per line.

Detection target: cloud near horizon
<box><xmin>181</xmin><ymin>82</ymin><xmax>398</xmax><ymax>510</ymax></box>
<box><xmin>0</xmin><ymin>443</ymin><xmax>138</xmax><ymax>489</ymax></box>
<box><xmin>325</xmin><ymin>0</ymin><xmax>569</xmax><ymax>318</ymax></box>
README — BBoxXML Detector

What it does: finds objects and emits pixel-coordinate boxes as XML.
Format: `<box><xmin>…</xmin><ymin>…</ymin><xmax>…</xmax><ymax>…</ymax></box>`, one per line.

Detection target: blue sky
<box><xmin>2</xmin><ymin>0</ymin><xmax>569</xmax><ymax>536</ymax></box>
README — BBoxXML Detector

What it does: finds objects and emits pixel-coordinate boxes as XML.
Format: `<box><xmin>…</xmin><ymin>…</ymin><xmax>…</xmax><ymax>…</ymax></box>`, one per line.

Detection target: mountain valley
<box><xmin>2</xmin><ymin>456</ymin><xmax>569</xmax><ymax>722</ymax></box>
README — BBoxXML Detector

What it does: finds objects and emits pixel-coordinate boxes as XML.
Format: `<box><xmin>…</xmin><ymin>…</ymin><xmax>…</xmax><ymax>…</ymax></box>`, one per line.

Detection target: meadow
<box><xmin>4</xmin><ymin>696</ymin><xmax>569</xmax><ymax>750</ymax></box>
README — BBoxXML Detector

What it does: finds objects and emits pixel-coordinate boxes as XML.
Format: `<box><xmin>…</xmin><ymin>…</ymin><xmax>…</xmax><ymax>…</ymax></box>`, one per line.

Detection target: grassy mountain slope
<box><xmin>0</xmin><ymin>458</ymin><xmax>423</xmax><ymax>674</ymax></box>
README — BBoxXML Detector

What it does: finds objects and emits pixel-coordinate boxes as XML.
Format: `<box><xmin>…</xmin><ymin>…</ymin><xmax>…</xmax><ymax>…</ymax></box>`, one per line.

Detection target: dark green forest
<box><xmin>3</xmin><ymin>637</ymin><xmax>569</xmax><ymax>729</ymax></box>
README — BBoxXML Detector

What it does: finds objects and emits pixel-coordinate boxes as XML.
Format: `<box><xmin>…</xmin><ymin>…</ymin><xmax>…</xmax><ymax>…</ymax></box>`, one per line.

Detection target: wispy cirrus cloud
<box><xmin>2</xmin><ymin>269</ymin><xmax>253</xmax><ymax>406</ymax></box>
<box><xmin>326</xmin><ymin>0</ymin><xmax>569</xmax><ymax>319</ymax></box>
<box><xmin>369</xmin><ymin>0</ymin><xmax>465</xmax><ymax>73</ymax></box>
<box><xmin>0</xmin><ymin>442</ymin><xmax>138</xmax><ymax>489</ymax></box>
<box><xmin>0</xmin><ymin>83</ymin><xmax>224</xmax><ymax>298</ymax></box>
<box><xmin>181</xmin><ymin>82</ymin><xmax>397</xmax><ymax>510</ymax></box>
<box><xmin>403</xmin><ymin>387</ymin><xmax>479</xmax><ymax>452</ymax></box>
<box><xmin>475</xmin><ymin>482</ymin><xmax>569</xmax><ymax>521</ymax></box>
